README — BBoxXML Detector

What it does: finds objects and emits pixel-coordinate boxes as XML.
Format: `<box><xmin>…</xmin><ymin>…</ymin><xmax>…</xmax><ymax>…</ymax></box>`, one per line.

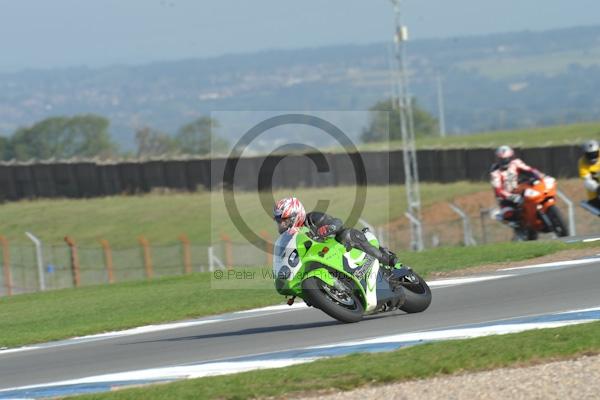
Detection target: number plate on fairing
<box><xmin>353</xmin><ymin>255</ymin><xmax>375</xmax><ymax>281</ymax></box>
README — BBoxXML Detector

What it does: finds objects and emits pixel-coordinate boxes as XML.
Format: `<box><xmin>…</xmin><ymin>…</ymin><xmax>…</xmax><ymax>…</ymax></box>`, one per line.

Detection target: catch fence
<box><xmin>0</xmin><ymin>236</ymin><xmax>269</xmax><ymax>297</ymax></box>
<box><xmin>2</xmin><ymin>198</ymin><xmax>598</xmax><ymax>297</ymax></box>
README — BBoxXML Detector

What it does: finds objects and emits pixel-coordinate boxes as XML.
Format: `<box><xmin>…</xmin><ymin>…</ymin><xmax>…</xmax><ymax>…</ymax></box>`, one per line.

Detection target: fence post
<box><xmin>404</xmin><ymin>213</ymin><xmax>424</xmax><ymax>251</ymax></box>
<box><xmin>100</xmin><ymin>239</ymin><xmax>115</xmax><ymax>284</ymax></box>
<box><xmin>25</xmin><ymin>231</ymin><xmax>46</xmax><ymax>291</ymax></box>
<box><xmin>208</xmin><ymin>246</ymin><xmax>225</xmax><ymax>272</ymax></box>
<box><xmin>556</xmin><ymin>189</ymin><xmax>576</xmax><ymax>236</ymax></box>
<box><xmin>260</xmin><ymin>230</ymin><xmax>273</xmax><ymax>267</ymax></box>
<box><xmin>0</xmin><ymin>236</ymin><xmax>12</xmax><ymax>296</ymax></box>
<box><xmin>449</xmin><ymin>203</ymin><xmax>477</xmax><ymax>246</ymax></box>
<box><xmin>220</xmin><ymin>233</ymin><xmax>233</xmax><ymax>270</ymax></box>
<box><xmin>178</xmin><ymin>234</ymin><xmax>192</xmax><ymax>274</ymax></box>
<box><xmin>479</xmin><ymin>207</ymin><xmax>493</xmax><ymax>244</ymax></box>
<box><xmin>138</xmin><ymin>236</ymin><xmax>154</xmax><ymax>279</ymax></box>
<box><xmin>64</xmin><ymin>236</ymin><xmax>81</xmax><ymax>287</ymax></box>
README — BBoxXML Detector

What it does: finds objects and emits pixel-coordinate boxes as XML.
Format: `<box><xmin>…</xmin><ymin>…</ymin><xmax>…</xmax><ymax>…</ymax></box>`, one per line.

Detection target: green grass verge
<box><xmin>76</xmin><ymin>321</ymin><xmax>600</xmax><ymax>400</ymax></box>
<box><xmin>399</xmin><ymin>239</ymin><xmax>597</xmax><ymax>276</ymax></box>
<box><xmin>0</xmin><ymin>182</ymin><xmax>487</xmax><ymax>246</ymax></box>
<box><xmin>357</xmin><ymin>121</ymin><xmax>600</xmax><ymax>151</ymax></box>
<box><xmin>1</xmin><ymin>240</ymin><xmax>598</xmax><ymax>349</ymax></box>
<box><xmin>0</xmin><ymin>274</ymin><xmax>280</xmax><ymax>348</ymax></box>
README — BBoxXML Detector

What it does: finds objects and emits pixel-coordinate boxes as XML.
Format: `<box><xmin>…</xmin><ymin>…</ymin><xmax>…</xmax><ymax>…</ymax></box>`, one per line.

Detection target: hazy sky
<box><xmin>1</xmin><ymin>0</ymin><xmax>599</xmax><ymax>72</ymax></box>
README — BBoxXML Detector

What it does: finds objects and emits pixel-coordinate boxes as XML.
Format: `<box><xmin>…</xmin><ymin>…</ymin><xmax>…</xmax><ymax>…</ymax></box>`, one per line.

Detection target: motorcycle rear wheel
<box><xmin>547</xmin><ymin>205</ymin><xmax>569</xmax><ymax>237</ymax></box>
<box><xmin>302</xmin><ymin>276</ymin><xmax>364</xmax><ymax>323</ymax></box>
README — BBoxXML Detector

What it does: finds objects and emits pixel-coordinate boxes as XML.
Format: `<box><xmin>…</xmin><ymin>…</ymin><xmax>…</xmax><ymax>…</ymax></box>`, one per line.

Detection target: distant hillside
<box><xmin>2</xmin><ymin>25</ymin><xmax>600</xmax><ymax>148</ymax></box>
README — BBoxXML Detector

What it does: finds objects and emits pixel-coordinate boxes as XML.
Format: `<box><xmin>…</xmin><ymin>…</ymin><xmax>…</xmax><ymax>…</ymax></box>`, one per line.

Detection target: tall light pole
<box><xmin>389</xmin><ymin>0</ymin><xmax>423</xmax><ymax>251</ymax></box>
<box><xmin>437</xmin><ymin>74</ymin><xmax>447</xmax><ymax>138</ymax></box>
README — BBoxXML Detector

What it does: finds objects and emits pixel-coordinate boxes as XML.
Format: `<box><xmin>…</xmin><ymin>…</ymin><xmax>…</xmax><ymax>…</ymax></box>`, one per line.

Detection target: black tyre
<box><xmin>525</xmin><ymin>228</ymin><xmax>538</xmax><ymax>241</ymax></box>
<box><xmin>302</xmin><ymin>277</ymin><xmax>364</xmax><ymax>323</ymax></box>
<box><xmin>547</xmin><ymin>205</ymin><xmax>569</xmax><ymax>237</ymax></box>
<box><xmin>398</xmin><ymin>271</ymin><xmax>432</xmax><ymax>313</ymax></box>
<box><xmin>513</xmin><ymin>227</ymin><xmax>538</xmax><ymax>241</ymax></box>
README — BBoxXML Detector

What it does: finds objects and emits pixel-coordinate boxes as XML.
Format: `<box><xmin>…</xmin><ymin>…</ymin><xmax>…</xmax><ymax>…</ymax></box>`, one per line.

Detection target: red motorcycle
<box><xmin>512</xmin><ymin>174</ymin><xmax>568</xmax><ymax>240</ymax></box>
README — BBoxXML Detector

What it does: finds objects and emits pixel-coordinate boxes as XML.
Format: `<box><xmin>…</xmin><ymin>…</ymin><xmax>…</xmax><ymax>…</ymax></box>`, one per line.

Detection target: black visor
<box><xmin>275</xmin><ymin>216</ymin><xmax>293</xmax><ymax>234</ymax></box>
<box><xmin>498</xmin><ymin>157</ymin><xmax>511</xmax><ymax>169</ymax></box>
<box><xmin>585</xmin><ymin>151</ymin><xmax>599</xmax><ymax>164</ymax></box>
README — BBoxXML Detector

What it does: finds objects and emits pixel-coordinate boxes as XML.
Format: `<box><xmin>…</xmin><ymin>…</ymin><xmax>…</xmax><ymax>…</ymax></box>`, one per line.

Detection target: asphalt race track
<box><xmin>2</xmin><ymin>256</ymin><xmax>600</xmax><ymax>398</ymax></box>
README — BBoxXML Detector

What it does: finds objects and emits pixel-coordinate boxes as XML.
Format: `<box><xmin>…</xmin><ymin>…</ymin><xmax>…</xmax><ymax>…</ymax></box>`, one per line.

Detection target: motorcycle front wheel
<box><xmin>302</xmin><ymin>276</ymin><xmax>364</xmax><ymax>323</ymax></box>
<box><xmin>397</xmin><ymin>270</ymin><xmax>432</xmax><ymax>313</ymax></box>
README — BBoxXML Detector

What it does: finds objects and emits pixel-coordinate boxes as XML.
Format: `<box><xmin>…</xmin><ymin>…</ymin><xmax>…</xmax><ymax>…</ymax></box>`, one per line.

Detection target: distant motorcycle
<box><xmin>272</xmin><ymin>227</ymin><xmax>431</xmax><ymax>323</ymax></box>
<box><xmin>512</xmin><ymin>174</ymin><xmax>568</xmax><ymax>240</ymax></box>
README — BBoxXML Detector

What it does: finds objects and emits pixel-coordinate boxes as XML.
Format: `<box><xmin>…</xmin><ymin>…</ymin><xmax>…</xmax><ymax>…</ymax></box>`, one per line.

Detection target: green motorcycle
<box><xmin>273</xmin><ymin>227</ymin><xmax>432</xmax><ymax>323</ymax></box>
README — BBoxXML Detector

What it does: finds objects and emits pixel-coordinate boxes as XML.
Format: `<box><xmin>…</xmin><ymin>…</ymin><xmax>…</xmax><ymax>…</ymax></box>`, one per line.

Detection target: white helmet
<box><xmin>583</xmin><ymin>140</ymin><xmax>599</xmax><ymax>164</ymax></box>
<box><xmin>495</xmin><ymin>145</ymin><xmax>514</xmax><ymax>170</ymax></box>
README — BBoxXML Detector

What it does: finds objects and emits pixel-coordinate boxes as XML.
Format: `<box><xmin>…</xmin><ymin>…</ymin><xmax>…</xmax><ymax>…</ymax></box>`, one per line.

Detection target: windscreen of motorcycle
<box><xmin>272</xmin><ymin>232</ymin><xmax>302</xmax><ymax>281</ymax></box>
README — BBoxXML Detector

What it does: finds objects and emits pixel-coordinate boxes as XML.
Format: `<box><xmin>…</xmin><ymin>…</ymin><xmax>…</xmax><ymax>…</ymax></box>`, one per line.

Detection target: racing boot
<box><xmin>378</xmin><ymin>246</ymin><xmax>409</xmax><ymax>291</ymax></box>
<box><xmin>379</xmin><ymin>246</ymin><xmax>402</xmax><ymax>269</ymax></box>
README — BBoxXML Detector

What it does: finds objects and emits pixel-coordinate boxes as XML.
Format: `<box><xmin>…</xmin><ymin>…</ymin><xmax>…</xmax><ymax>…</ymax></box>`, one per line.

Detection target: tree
<box><xmin>62</xmin><ymin>115</ymin><xmax>117</xmax><ymax>158</ymax></box>
<box><xmin>10</xmin><ymin>115</ymin><xmax>117</xmax><ymax>160</ymax></box>
<box><xmin>175</xmin><ymin>116</ymin><xmax>229</xmax><ymax>156</ymax></box>
<box><xmin>0</xmin><ymin>136</ymin><xmax>11</xmax><ymax>161</ymax></box>
<box><xmin>135</xmin><ymin>126</ymin><xmax>178</xmax><ymax>157</ymax></box>
<box><xmin>361</xmin><ymin>98</ymin><xmax>438</xmax><ymax>143</ymax></box>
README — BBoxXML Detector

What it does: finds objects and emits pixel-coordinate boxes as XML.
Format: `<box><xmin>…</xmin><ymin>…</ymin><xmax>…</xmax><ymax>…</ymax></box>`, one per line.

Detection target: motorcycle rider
<box><xmin>578</xmin><ymin>139</ymin><xmax>600</xmax><ymax>216</ymax></box>
<box><xmin>273</xmin><ymin>196</ymin><xmax>400</xmax><ymax>269</ymax></box>
<box><xmin>489</xmin><ymin>145</ymin><xmax>543</xmax><ymax>228</ymax></box>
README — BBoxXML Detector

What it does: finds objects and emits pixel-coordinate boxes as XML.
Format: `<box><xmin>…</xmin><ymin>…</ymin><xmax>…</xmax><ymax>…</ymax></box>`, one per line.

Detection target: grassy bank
<box><xmin>1</xmin><ymin>239</ymin><xmax>598</xmax><ymax>348</ymax></box>
<box><xmin>358</xmin><ymin>121</ymin><xmax>600</xmax><ymax>151</ymax></box>
<box><xmin>77</xmin><ymin>320</ymin><xmax>600</xmax><ymax>400</ymax></box>
<box><xmin>399</xmin><ymin>239</ymin><xmax>589</xmax><ymax>276</ymax></box>
<box><xmin>0</xmin><ymin>182</ymin><xmax>487</xmax><ymax>246</ymax></box>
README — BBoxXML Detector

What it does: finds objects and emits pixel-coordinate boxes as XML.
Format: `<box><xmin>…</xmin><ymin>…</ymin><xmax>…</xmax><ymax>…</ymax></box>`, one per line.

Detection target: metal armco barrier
<box><xmin>0</xmin><ymin>145</ymin><xmax>582</xmax><ymax>201</ymax></box>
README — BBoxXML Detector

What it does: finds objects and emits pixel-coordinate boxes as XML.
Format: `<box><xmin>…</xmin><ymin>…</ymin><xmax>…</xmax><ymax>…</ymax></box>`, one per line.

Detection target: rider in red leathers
<box><xmin>490</xmin><ymin>145</ymin><xmax>543</xmax><ymax>228</ymax></box>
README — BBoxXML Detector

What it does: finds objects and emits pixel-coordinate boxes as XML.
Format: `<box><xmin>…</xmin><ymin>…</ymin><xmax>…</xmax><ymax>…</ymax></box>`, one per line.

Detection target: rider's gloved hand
<box><xmin>316</xmin><ymin>224</ymin><xmax>335</xmax><ymax>238</ymax></box>
<box><xmin>508</xmin><ymin>194</ymin><xmax>523</xmax><ymax>205</ymax></box>
<box><xmin>380</xmin><ymin>247</ymin><xmax>399</xmax><ymax>267</ymax></box>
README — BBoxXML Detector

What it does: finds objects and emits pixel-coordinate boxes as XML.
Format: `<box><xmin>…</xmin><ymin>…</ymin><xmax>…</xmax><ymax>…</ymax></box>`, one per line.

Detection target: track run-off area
<box><xmin>1</xmin><ymin>255</ymin><xmax>600</xmax><ymax>399</ymax></box>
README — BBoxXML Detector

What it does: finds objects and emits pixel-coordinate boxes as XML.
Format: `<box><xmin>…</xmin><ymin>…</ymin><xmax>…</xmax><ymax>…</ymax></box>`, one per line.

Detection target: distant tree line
<box><xmin>134</xmin><ymin>116</ymin><xmax>228</xmax><ymax>158</ymax></box>
<box><xmin>0</xmin><ymin>114</ymin><xmax>229</xmax><ymax>161</ymax></box>
<box><xmin>362</xmin><ymin>97</ymin><xmax>438</xmax><ymax>142</ymax></box>
<box><xmin>0</xmin><ymin>99</ymin><xmax>435</xmax><ymax>161</ymax></box>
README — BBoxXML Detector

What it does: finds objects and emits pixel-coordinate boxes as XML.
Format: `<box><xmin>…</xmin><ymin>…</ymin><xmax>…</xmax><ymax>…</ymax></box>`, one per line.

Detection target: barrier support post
<box><xmin>220</xmin><ymin>233</ymin><xmax>233</xmax><ymax>270</ymax></box>
<box><xmin>449</xmin><ymin>203</ymin><xmax>477</xmax><ymax>246</ymax></box>
<box><xmin>100</xmin><ymin>239</ymin><xmax>115</xmax><ymax>284</ymax></box>
<box><xmin>404</xmin><ymin>213</ymin><xmax>424</xmax><ymax>251</ymax></box>
<box><xmin>0</xmin><ymin>236</ymin><xmax>12</xmax><ymax>296</ymax></box>
<box><xmin>25</xmin><ymin>232</ymin><xmax>46</xmax><ymax>291</ymax></box>
<box><xmin>138</xmin><ymin>236</ymin><xmax>154</xmax><ymax>279</ymax></box>
<box><xmin>208</xmin><ymin>246</ymin><xmax>225</xmax><ymax>272</ymax></box>
<box><xmin>179</xmin><ymin>234</ymin><xmax>192</xmax><ymax>274</ymax></box>
<box><xmin>556</xmin><ymin>189</ymin><xmax>576</xmax><ymax>237</ymax></box>
<box><xmin>64</xmin><ymin>236</ymin><xmax>81</xmax><ymax>287</ymax></box>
